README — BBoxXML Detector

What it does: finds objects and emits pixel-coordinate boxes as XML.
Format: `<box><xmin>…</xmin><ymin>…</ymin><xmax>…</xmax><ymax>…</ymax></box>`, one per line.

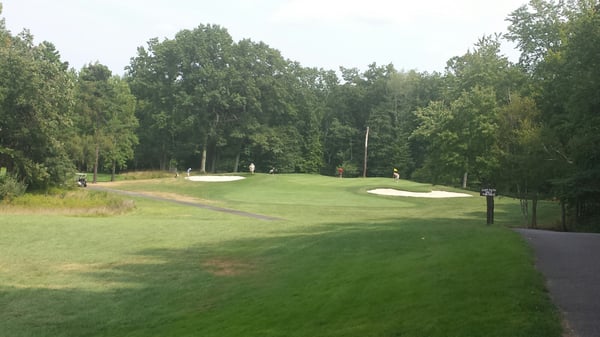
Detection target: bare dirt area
<box><xmin>131</xmin><ymin>191</ymin><xmax>216</xmax><ymax>205</ymax></box>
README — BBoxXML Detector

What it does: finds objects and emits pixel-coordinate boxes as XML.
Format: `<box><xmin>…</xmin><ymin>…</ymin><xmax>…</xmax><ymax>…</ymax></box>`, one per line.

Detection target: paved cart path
<box><xmin>89</xmin><ymin>185</ymin><xmax>282</xmax><ymax>221</ymax></box>
<box><xmin>515</xmin><ymin>229</ymin><xmax>600</xmax><ymax>337</ymax></box>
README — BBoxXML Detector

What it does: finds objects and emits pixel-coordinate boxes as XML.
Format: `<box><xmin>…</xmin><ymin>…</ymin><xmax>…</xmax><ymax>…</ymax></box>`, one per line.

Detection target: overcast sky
<box><xmin>2</xmin><ymin>0</ymin><xmax>527</xmax><ymax>75</ymax></box>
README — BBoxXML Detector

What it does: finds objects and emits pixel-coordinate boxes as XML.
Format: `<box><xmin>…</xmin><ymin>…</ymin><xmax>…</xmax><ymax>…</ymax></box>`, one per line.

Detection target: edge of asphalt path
<box><xmin>515</xmin><ymin>228</ymin><xmax>600</xmax><ymax>337</ymax></box>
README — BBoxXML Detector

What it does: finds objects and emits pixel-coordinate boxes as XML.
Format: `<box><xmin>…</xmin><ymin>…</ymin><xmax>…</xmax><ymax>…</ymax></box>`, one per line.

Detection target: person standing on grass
<box><xmin>187</xmin><ymin>168</ymin><xmax>191</xmax><ymax>177</ymax></box>
<box><xmin>337</xmin><ymin>166</ymin><xmax>344</xmax><ymax>178</ymax></box>
<box><xmin>393</xmin><ymin>168</ymin><xmax>400</xmax><ymax>181</ymax></box>
<box><xmin>249</xmin><ymin>163</ymin><xmax>255</xmax><ymax>175</ymax></box>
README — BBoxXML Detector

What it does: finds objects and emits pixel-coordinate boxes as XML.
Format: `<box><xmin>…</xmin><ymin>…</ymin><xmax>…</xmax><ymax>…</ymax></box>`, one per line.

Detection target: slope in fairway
<box><xmin>0</xmin><ymin>174</ymin><xmax>561</xmax><ymax>337</ymax></box>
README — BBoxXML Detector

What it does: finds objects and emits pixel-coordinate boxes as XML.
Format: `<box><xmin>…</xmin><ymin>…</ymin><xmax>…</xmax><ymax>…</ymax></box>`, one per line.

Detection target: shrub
<box><xmin>341</xmin><ymin>161</ymin><xmax>360</xmax><ymax>177</ymax></box>
<box><xmin>0</xmin><ymin>174</ymin><xmax>28</xmax><ymax>201</ymax></box>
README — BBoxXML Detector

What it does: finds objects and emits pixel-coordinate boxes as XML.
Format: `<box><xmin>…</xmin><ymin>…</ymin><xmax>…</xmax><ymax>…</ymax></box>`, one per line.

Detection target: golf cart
<box><xmin>76</xmin><ymin>173</ymin><xmax>87</xmax><ymax>187</ymax></box>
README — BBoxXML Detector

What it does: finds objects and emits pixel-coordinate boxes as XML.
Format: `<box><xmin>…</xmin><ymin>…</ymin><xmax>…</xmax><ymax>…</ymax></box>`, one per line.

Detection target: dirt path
<box><xmin>515</xmin><ymin>229</ymin><xmax>600</xmax><ymax>337</ymax></box>
<box><xmin>89</xmin><ymin>185</ymin><xmax>282</xmax><ymax>221</ymax></box>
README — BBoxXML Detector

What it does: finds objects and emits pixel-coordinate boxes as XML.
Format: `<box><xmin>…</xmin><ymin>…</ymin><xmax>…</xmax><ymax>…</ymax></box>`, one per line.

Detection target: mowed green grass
<box><xmin>0</xmin><ymin>174</ymin><xmax>561</xmax><ymax>337</ymax></box>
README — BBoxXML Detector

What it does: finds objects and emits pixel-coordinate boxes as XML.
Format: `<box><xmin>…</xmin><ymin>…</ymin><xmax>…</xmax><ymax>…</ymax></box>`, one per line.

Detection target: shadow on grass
<box><xmin>462</xmin><ymin>198</ymin><xmax>564</xmax><ymax>230</ymax></box>
<box><xmin>1</xmin><ymin>217</ymin><xmax>561</xmax><ymax>337</ymax></box>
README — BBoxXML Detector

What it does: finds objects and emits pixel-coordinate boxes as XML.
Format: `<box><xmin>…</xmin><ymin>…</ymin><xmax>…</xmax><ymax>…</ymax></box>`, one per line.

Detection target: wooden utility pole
<box><xmin>363</xmin><ymin>126</ymin><xmax>369</xmax><ymax>178</ymax></box>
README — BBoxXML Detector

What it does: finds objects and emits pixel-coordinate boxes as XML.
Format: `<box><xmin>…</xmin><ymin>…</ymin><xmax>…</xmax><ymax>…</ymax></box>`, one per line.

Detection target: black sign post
<box><xmin>480</xmin><ymin>188</ymin><xmax>497</xmax><ymax>225</ymax></box>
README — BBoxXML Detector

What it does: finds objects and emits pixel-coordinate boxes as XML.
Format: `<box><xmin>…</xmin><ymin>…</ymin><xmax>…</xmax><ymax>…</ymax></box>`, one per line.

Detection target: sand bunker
<box><xmin>186</xmin><ymin>176</ymin><xmax>245</xmax><ymax>182</ymax></box>
<box><xmin>184</xmin><ymin>176</ymin><xmax>470</xmax><ymax>198</ymax></box>
<box><xmin>367</xmin><ymin>189</ymin><xmax>472</xmax><ymax>198</ymax></box>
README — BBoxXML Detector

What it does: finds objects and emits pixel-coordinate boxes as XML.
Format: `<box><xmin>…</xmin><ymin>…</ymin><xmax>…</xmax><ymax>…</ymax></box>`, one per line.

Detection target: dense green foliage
<box><xmin>0</xmin><ymin>174</ymin><xmax>562</xmax><ymax>336</ymax></box>
<box><xmin>74</xmin><ymin>63</ymin><xmax>138</xmax><ymax>183</ymax></box>
<box><xmin>1</xmin><ymin>0</ymin><xmax>598</xmax><ymax>229</ymax></box>
<box><xmin>0</xmin><ymin>173</ymin><xmax>26</xmax><ymax>200</ymax></box>
<box><xmin>0</xmin><ymin>22</ymin><xmax>75</xmax><ymax>189</ymax></box>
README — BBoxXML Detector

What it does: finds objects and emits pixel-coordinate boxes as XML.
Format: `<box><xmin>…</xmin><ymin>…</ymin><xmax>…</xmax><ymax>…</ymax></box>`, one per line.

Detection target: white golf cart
<box><xmin>76</xmin><ymin>173</ymin><xmax>87</xmax><ymax>187</ymax></box>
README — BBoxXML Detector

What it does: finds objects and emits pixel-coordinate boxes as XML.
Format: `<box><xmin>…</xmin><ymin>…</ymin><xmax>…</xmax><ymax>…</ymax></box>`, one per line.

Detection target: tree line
<box><xmin>0</xmin><ymin>1</ymin><xmax>598</xmax><ymax>230</ymax></box>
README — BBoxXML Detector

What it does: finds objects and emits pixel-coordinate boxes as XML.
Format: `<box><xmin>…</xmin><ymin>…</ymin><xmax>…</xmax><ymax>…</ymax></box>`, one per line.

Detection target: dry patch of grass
<box><xmin>0</xmin><ymin>204</ymin><xmax>134</xmax><ymax>216</ymax></box>
<box><xmin>141</xmin><ymin>191</ymin><xmax>216</xmax><ymax>205</ymax></box>
<box><xmin>56</xmin><ymin>262</ymin><xmax>107</xmax><ymax>272</ymax></box>
<box><xmin>96</xmin><ymin>179</ymin><xmax>155</xmax><ymax>187</ymax></box>
<box><xmin>3</xmin><ymin>257</ymin><xmax>166</xmax><ymax>291</ymax></box>
<box><xmin>202</xmin><ymin>258</ymin><xmax>258</xmax><ymax>277</ymax></box>
<box><xmin>56</xmin><ymin>256</ymin><xmax>163</xmax><ymax>273</ymax></box>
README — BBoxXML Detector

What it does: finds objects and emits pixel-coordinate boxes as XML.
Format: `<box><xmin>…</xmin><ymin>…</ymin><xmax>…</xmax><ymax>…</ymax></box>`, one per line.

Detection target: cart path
<box><xmin>89</xmin><ymin>185</ymin><xmax>282</xmax><ymax>221</ymax></box>
<box><xmin>515</xmin><ymin>229</ymin><xmax>600</xmax><ymax>337</ymax></box>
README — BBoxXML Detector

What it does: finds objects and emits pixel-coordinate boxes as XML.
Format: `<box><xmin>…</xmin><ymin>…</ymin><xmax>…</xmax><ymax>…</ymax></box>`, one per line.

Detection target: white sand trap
<box><xmin>186</xmin><ymin>176</ymin><xmax>245</xmax><ymax>182</ymax></box>
<box><xmin>368</xmin><ymin>189</ymin><xmax>472</xmax><ymax>198</ymax></box>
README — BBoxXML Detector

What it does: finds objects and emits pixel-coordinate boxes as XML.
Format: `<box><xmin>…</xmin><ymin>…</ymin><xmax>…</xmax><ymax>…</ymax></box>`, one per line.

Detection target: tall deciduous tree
<box><xmin>451</xmin><ymin>86</ymin><xmax>500</xmax><ymax>188</ymax></box>
<box><xmin>322</xmin><ymin>68</ymin><xmax>362</xmax><ymax>173</ymax></box>
<box><xmin>413</xmin><ymin>87</ymin><xmax>499</xmax><ymax>188</ymax></box>
<box><xmin>175</xmin><ymin>24</ymin><xmax>238</xmax><ymax>173</ymax></box>
<box><xmin>386</xmin><ymin>70</ymin><xmax>444</xmax><ymax>177</ymax></box>
<box><xmin>102</xmin><ymin>77</ymin><xmax>138</xmax><ymax>181</ymax></box>
<box><xmin>75</xmin><ymin>63</ymin><xmax>138</xmax><ymax>183</ymax></box>
<box><xmin>505</xmin><ymin>0</ymin><xmax>568</xmax><ymax>73</ymax></box>
<box><xmin>540</xmin><ymin>2</ymin><xmax>600</xmax><ymax>228</ymax></box>
<box><xmin>411</xmin><ymin>101</ymin><xmax>453</xmax><ymax>184</ymax></box>
<box><xmin>227</xmin><ymin>39</ymin><xmax>300</xmax><ymax>173</ymax></box>
<box><xmin>445</xmin><ymin>35</ymin><xmax>525</xmax><ymax>104</ymax></box>
<box><xmin>496</xmin><ymin>95</ymin><xmax>550</xmax><ymax>227</ymax></box>
<box><xmin>127</xmin><ymin>38</ymin><xmax>187</xmax><ymax>171</ymax></box>
<box><xmin>0</xmin><ymin>24</ymin><xmax>75</xmax><ymax>189</ymax></box>
<box><xmin>507</xmin><ymin>0</ymin><xmax>600</xmax><ymax>229</ymax></box>
<box><xmin>283</xmin><ymin>63</ymin><xmax>326</xmax><ymax>173</ymax></box>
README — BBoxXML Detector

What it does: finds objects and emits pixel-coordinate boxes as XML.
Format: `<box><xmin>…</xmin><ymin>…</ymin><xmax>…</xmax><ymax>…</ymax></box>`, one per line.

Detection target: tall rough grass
<box><xmin>0</xmin><ymin>189</ymin><xmax>135</xmax><ymax>215</ymax></box>
<box><xmin>120</xmin><ymin>170</ymin><xmax>175</xmax><ymax>180</ymax></box>
<box><xmin>0</xmin><ymin>174</ymin><xmax>27</xmax><ymax>201</ymax></box>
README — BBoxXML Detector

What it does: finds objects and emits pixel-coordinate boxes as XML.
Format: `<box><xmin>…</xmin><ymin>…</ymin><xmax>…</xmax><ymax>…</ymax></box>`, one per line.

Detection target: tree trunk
<box><xmin>520</xmin><ymin>199</ymin><xmax>529</xmax><ymax>226</ymax></box>
<box><xmin>159</xmin><ymin>142</ymin><xmax>167</xmax><ymax>171</ymax></box>
<box><xmin>561</xmin><ymin>199</ymin><xmax>568</xmax><ymax>232</ymax></box>
<box><xmin>233</xmin><ymin>152</ymin><xmax>240</xmax><ymax>173</ymax></box>
<box><xmin>200</xmin><ymin>135</ymin><xmax>208</xmax><ymax>174</ymax></box>
<box><xmin>201</xmin><ymin>148</ymin><xmax>207</xmax><ymax>173</ymax></box>
<box><xmin>531</xmin><ymin>195</ymin><xmax>538</xmax><ymax>229</ymax></box>
<box><xmin>462</xmin><ymin>171</ymin><xmax>468</xmax><ymax>189</ymax></box>
<box><xmin>93</xmin><ymin>144</ymin><xmax>99</xmax><ymax>184</ymax></box>
<box><xmin>211</xmin><ymin>149</ymin><xmax>216</xmax><ymax>173</ymax></box>
<box><xmin>110</xmin><ymin>160</ymin><xmax>116</xmax><ymax>182</ymax></box>
<box><xmin>517</xmin><ymin>184</ymin><xmax>529</xmax><ymax>226</ymax></box>
<box><xmin>362</xmin><ymin>127</ymin><xmax>369</xmax><ymax>178</ymax></box>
